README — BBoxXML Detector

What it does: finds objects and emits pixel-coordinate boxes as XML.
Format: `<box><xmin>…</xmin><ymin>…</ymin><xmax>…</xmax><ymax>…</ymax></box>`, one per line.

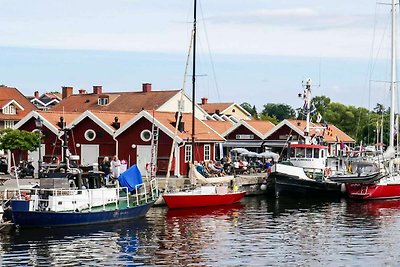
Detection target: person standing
<box><xmin>100</xmin><ymin>156</ymin><xmax>111</xmax><ymax>184</ymax></box>
<box><xmin>111</xmin><ymin>155</ymin><xmax>121</xmax><ymax>180</ymax></box>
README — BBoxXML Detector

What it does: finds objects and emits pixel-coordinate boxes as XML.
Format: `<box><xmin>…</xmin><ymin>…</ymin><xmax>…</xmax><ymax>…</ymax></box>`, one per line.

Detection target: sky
<box><xmin>0</xmin><ymin>0</ymin><xmax>397</xmax><ymax>112</ymax></box>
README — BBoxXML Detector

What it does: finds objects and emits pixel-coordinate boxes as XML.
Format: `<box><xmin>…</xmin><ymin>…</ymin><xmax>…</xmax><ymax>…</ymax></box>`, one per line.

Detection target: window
<box><xmin>97</xmin><ymin>97</ymin><xmax>109</xmax><ymax>106</ymax></box>
<box><xmin>321</xmin><ymin>149</ymin><xmax>325</xmax><ymax>158</ymax></box>
<box><xmin>296</xmin><ymin>148</ymin><xmax>305</xmax><ymax>158</ymax></box>
<box><xmin>306</xmin><ymin>148</ymin><xmax>312</xmax><ymax>158</ymax></box>
<box><xmin>185</xmin><ymin>145</ymin><xmax>192</xmax><ymax>162</ymax></box>
<box><xmin>314</xmin><ymin>148</ymin><xmax>320</xmax><ymax>158</ymax></box>
<box><xmin>4</xmin><ymin>120</ymin><xmax>14</xmax><ymax>128</ymax></box>
<box><xmin>204</xmin><ymin>144</ymin><xmax>210</xmax><ymax>161</ymax></box>
<box><xmin>140</xmin><ymin>130</ymin><xmax>152</xmax><ymax>142</ymax></box>
<box><xmin>84</xmin><ymin>129</ymin><xmax>96</xmax><ymax>141</ymax></box>
<box><xmin>3</xmin><ymin>105</ymin><xmax>16</xmax><ymax>115</ymax></box>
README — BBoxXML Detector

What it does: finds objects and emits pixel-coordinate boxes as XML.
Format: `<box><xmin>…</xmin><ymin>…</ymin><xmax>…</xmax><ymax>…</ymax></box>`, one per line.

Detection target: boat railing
<box><xmin>150</xmin><ymin>178</ymin><xmax>159</xmax><ymax>200</ymax></box>
<box><xmin>6</xmin><ymin>186</ymin><xmax>154</xmax><ymax>212</ymax></box>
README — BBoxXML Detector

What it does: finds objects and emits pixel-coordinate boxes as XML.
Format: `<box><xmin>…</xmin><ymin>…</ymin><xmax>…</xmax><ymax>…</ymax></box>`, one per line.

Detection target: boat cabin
<box><xmin>288</xmin><ymin>143</ymin><xmax>328</xmax><ymax>170</ymax></box>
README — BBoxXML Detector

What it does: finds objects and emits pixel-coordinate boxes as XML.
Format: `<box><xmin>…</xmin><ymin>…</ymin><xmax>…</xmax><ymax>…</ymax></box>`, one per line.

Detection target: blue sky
<box><xmin>0</xmin><ymin>0</ymin><xmax>396</xmax><ymax>111</ymax></box>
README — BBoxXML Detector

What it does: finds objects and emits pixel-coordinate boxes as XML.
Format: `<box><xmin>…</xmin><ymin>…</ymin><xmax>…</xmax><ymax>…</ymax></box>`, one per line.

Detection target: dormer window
<box><xmin>98</xmin><ymin>96</ymin><xmax>109</xmax><ymax>106</ymax></box>
<box><xmin>3</xmin><ymin>105</ymin><xmax>16</xmax><ymax>115</ymax></box>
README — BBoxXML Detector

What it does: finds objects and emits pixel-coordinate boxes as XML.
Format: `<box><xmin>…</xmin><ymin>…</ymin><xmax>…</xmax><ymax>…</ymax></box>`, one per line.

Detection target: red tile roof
<box><xmin>52</xmin><ymin>90</ymin><xmax>180</xmax><ymax>113</ymax></box>
<box><xmin>0</xmin><ymin>87</ymin><xmax>37</xmax><ymax>120</ymax></box>
<box><xmin>90</xmin><ymin>111</ymin><xmax>135</xmax><ymax>130</ymax></box>
<box><xmin>287</xmin><ymin>120</ymin><xmax>355</xmax><ymax>143</ymax></box>
<box><xmin>246</xmin><ymin>120</ymin><xmax>275</xmax><ymax>135</ymax></box>
<box><xmin>199</xmin><ymin>103</ymin><xmax>233</xmax><ymax>114</ymax></box>
<box><xmin>203</xmin><ymin>120</ymin><xmax>234</xmax><ymax>135</ymax></box>
<box><xmin>153</xmin><ymin>112</ymin><xmax>224</xmax><ymax>142</ymax></box>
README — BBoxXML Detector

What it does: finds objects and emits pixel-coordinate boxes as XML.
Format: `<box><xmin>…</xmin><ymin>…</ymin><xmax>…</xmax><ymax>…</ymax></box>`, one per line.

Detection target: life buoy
<box><xmin>324</xmin><ymin>168</ymin><xmax>331</xmax><ymax>177</ymax></box>
<box><xmin>145</xmin><ymin>163</ymin><xmax>157</xmax><ymax>173</ymax></box>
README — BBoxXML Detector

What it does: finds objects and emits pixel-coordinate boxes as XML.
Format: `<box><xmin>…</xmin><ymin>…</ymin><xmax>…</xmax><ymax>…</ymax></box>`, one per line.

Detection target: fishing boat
<box><xmin>10</xmin><ymin>164</ymin><xmax>158</xmax><ymax>228</ymax></box>
<box><xmin>266</xmin><ymin>79</ymin><xmax>343</xmax><ymax>198</ymax></box>
<box><xmin>340</xmin><ymin>0</ymin><xmax>400</xmax><ymax>200</ymax></box>
<box><xmin>9</xmin><ymin>116</ymin><xmax>158</xmax><ymax>228</ymax></box>
<box><xmin>162</xmin><ymin>0</ymin><xmax>246</xmax><ymax>209</ymax></box>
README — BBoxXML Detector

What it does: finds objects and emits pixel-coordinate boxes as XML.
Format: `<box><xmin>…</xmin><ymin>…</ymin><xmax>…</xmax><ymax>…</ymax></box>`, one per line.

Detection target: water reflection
<box><xmin>2</xmin><ymin>197</ymin><xmax>400</xmax><ymax>266</ymax></box>
<box><xmin>1</xmin><ymin>220</ymin><xmax>149</xmax><ymax>266</ymax></box>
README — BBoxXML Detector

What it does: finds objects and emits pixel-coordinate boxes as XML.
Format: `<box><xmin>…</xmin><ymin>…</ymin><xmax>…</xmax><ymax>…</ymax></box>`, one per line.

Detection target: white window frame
<box><xmin>97</xmin><ymin>97</ymin><xmax>109</xmax><ymax>106</ymax></box>
<box><xmin>3</xmin><ymin>105</ymin><xmax>16</xmax><ymax>115</ymax></box>
<box><xmin>84</xmin><ymin>129</ymin><xmax>96</xmax><ymax>141</ymax></box>
<box><xmin>185</xmin><ymin>145</ymin><xmax>192</xmax><ymax>163</ymax></box>
<box><xmin>4</xmin><ymin>120</ymin><xmax>15</xmax><ymax>128</ymax></box>
<box><xmin>204</xmin><ymin>144</ymin><xmax>210</xmax><ymax>161</ymax></box>
<box><xmin>140</xmin><ymin>130</ymin><xmax>152</xmax><ymax>142</ymax></box>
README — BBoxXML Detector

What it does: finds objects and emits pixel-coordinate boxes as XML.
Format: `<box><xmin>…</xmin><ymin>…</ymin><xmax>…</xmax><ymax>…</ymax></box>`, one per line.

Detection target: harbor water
<box><xmin>1</xmin><ymin>196</ymin><xmax>400</xmax><ymax>266</ymax></box>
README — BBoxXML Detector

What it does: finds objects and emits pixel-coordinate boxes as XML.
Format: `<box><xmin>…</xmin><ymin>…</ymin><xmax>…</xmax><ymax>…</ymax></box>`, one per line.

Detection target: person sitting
<box><xmin>206</xmin><ymin>160</ymin><xmax>222</xmax><ymax>176</ymax></box>
<box><xmin>196</xmin><ymin>162</ymin><xmax>209</xmax><ymax>178</ymax></box>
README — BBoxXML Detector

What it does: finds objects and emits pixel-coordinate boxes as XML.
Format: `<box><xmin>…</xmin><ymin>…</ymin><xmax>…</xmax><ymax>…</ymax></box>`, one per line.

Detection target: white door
<box><xmin>81</xmin><ymin>144</ymin><xmax>99</xmax><ymax>166</ymax></box>
<box><xmin>136</xmin><ymin>145</ymin><xmax>152</xmax><ymax>175</ymax></box>
<box><xmin>28</xmin><ymin>145</ymin><xmax>45</xmax><ymax>175</ymax></box>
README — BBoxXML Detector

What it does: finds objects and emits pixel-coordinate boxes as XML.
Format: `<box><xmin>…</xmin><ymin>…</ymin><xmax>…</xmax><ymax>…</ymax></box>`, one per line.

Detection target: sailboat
<box><xmin>343</xmin><ymin>0</ymin><xmax>400</xmax><ymax>200</ymax></box>
<box><xmin>266</xmin><ymin>79</ymin><xmax>344</xmax><ymax>198</ymax></box>
<box><xmin>162</xmin><ymin>0</ymin><xmax>246</xmax><ymax>209</ymax></box>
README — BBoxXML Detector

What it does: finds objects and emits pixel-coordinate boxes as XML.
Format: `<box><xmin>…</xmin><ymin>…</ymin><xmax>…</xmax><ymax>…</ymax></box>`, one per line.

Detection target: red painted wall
<box><xmin>70</xmin><ymin>117</ymin><xmax>116</xmax><ymax>163</ymax></box>
<box><xmin>226</xmin><ymin>125</ymin><xmax>262</xmax><ymax>141</ymax></box>
<box><xmin>266</xmin><ymin>124</ymin><xmax>302</xmax><ymax>141</ymax></box>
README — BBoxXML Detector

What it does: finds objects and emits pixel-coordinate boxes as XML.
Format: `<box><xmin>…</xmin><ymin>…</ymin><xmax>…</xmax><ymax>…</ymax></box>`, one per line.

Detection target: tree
<box><xmin>262</xmin><ymin>103</ymin><xmax>296</xmax><ymax>122</ymax></box>
<box><xmin>0</xmin><ymin>128</ymin><xmax>40</xmax><ymax>152</ymax></box>
<box><xmin>240</xmin><ymin>102</ymin><xmax>257</xmax><ymax>117</ymax></box>
<box><xmin>311</xmin><ymin>96</ymin><xmax>331</xmax><ymax>116</ymax></box>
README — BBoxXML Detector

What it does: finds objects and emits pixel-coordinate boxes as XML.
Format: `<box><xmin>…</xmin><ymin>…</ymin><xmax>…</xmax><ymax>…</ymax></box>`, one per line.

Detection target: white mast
<box><xmin>303</xmin><ymin>78</ymin><xmax>312</xmax><ymax>144</ymax></box>
<box><xmin>389</xmin><ymin>0</ymin><xmax>397</xmax><ymax>148</ymax></box>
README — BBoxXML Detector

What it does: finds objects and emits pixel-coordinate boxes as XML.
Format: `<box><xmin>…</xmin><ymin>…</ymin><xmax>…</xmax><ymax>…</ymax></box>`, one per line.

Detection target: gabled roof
<box><xmin>199</xmin><ymin>103</ymin><xmax>233</xmax><ymax>114</ymax></box>
<box><xmin>52</xmin><ymin>89</ymin><xmax>180</xmax><ymax>113</ymax></box>
<box><xmin>199</xmin><ymin>102</ymin><xmax>251</xmax><ymax>117</ymax></box>
<box><xmin>0</xmin><ymin>87</ymin><xmax>37</xmax><ymax>120</ymax></box>
<box><xmin>264</xmin><ymin>119</ymin><xmax>355</xmax><ymax>143</ymax></box>
<box><xmin>115</xmin><ymin>111</ymin><xmax>225</xmax><ymax>142</ymax></box>
<box><xmin>246</xmin><ymin>120</ymin><xmax>275</xmax><ymax>136</ymax></box>
<box><xmin>14</xmin><ymin>110</ymin><xmax>81</xmax><ymax>134</ymax></box>
<box><xmin>222</xmin><ymin>119</ymin><xmax>274</xmax><ymax>139</ymax></box>
<box><xmin>203</xmin><ymin>120</ymin><xmax>234</xmax><ymax>135</ymax></box>
<box><xmin>68</xmin><ymin>110</ymin><xmax>135</xmax><ymax>135</ymax></box>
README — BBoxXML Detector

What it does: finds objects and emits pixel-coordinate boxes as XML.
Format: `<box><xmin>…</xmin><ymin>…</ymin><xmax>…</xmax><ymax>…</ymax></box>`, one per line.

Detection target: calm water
<box><xmin>2</xmin><ymin>196</ymin><xmax>400</xmax><ymax>266</ymax></box>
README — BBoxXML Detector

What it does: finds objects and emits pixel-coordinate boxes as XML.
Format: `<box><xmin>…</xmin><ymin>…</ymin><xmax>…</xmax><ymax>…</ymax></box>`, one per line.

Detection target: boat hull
<box><xmin>267</xmin><ymin>172</ymin><xmax>343</xmax><ymax>198</ymax></box>
<box><xmin>346</xmin><ymin>183</ymin><xmax>400</xmax><ymax>200</ymax></box>
<box><xmin>162</xmin><ymin>191</ymin><xmax>246</xmax><ymax>209</ymax></box>
<box><xmin>11</xmin><ymin>200</ymin><xmax>154</xmax><ymax>228</ymax></box>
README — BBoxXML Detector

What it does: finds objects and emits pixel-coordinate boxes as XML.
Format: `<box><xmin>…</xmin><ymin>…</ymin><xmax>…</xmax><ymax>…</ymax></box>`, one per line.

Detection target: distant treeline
<box><xmin>241</xmin><ymin>96</ymin><xmax>390</xmax><ymax>144</ymax></box>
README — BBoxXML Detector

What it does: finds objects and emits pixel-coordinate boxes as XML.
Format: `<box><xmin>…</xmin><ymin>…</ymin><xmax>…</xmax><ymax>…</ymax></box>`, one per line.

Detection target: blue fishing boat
<box><xmin>10</xmin><ymin>164</ymin><xmax>159</xmax><ymax>228</ymax></box>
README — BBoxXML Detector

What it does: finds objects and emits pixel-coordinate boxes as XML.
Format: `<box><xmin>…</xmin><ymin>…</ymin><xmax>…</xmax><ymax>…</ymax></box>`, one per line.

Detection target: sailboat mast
<box><xmin>390</xmin><ymin>0</ymin><xmax>397</xmax><ymax>148</ymax></box>
<box><xmin>191</xmin><ymin>0</ymin><xmax>197</xmax><ymax>164</ymax></box>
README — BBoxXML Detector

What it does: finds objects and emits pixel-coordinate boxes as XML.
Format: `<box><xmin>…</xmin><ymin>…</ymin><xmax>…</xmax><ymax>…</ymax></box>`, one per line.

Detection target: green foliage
<box><xmin>262</xmin><ymin>103</ymin><xmax>296</xmax><ymax>122</ymax></box>
<box><xmin>240</xmin><ymin>102</ymin><xmax>258</xmax><ymax>117</ymax></box>
<box><xmin>258</xmin><ymin>113</ymin><xmax>279</xmax><ymax>124</ymax></box>
<box><xmin>0</xmin><ymin>128</ymin><xmax>41</xmax><ymax>152</ymax></box>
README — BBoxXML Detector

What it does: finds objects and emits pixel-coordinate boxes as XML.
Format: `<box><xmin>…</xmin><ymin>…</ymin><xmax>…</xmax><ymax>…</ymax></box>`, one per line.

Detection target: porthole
<box><xmin>84</xmin><ymin>129</ymin><xmax>96</xmax><ymax>141</ymax></box>
<box><xmin>140</xmin><ymin>130</ymin><xmax>152</xmax><ymax>142</ymax></box>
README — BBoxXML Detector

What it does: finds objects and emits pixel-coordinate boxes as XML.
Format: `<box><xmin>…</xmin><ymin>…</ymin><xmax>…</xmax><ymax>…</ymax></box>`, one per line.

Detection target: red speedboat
<box><xmin>162</xmin><ymin>186</ymin><xmax>246</xmax><ymax>209</ymax></box>
<box><xmin>346</xmin><ymin>181</ymin><xmax>400</xmax><ymax>200</ymax></box>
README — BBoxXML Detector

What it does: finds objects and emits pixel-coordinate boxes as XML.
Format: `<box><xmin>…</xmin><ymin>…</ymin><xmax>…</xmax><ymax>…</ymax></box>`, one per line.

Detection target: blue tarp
<box><xmin>118</xmin><ymin>164</ymin><xmax>143</xmax><ymax>192</ymax></box>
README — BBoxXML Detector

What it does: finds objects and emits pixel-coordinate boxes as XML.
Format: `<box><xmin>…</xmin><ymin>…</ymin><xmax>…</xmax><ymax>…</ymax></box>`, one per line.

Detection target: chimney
<box><xmin>142</xmin><ymin>83</ymin><xmax>152</xmax><ymax>93</ymax></box>
<box><xmin>93</xmin><ymin>85</ymin><xmax>102</xmax><ymax>94</ymax></box>
<box><xmin>201</xmin><ymin>97</ymin><xmax>208</xmax><ymax>105</ymax></box>
<box><xmin>62</xmin><ymin>86</ymin><xmax>73</xmax><ymax>99</ymax></box>
<box><xmin>34</xmin><ymin>91</ymin><xmax>39</xmax><ymax>98</ymax></box>
<box><xmin>112</xmin><ymin>116</ymin><xmax>120</xmax><ymax>129</ymax></box>
<box><xmin>79</xmin><ymin>89</ymin><xmax>86</xmax><ymax>94</ymax></box>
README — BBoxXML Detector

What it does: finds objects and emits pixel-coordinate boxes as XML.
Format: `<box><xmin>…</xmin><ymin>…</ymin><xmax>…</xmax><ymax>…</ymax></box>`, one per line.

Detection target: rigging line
<box><xmin>165</xmin><ymin>26</ymin><xmax>195</xmax><ymax>183</ymax></box>
<box><xmin>199</xmin><ymin>1</ymin><xmax>221</xmax><ymax>102</ymax></box>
